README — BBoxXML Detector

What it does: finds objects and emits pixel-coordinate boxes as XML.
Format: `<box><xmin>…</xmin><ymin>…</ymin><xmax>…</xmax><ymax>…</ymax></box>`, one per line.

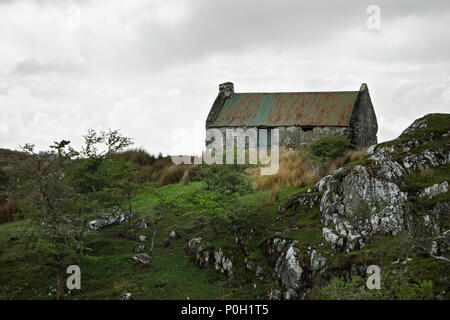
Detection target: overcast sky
<box><xmin>0</xmin><ymin>0</ymin><xmax>449</xmax><ymax>155</ymax></box>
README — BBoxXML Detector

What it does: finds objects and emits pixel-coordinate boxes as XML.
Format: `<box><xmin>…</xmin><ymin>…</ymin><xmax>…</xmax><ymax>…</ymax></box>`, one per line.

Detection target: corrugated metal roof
<box><xmin>210</xmin><ymin>91</ymin><xmax>359</xmax><ymax>127</ymax></box>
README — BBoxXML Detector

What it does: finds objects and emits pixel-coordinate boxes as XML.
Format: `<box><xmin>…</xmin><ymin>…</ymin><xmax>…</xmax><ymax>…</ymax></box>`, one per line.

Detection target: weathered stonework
<box><xmin>206</xmin><ymin>82</ymin><xmax>378</xmax><ymax>150</ymax></box>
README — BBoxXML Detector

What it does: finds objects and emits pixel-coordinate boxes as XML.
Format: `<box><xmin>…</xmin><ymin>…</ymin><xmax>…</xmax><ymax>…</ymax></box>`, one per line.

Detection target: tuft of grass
<box><xmin>179</xmin><ymin>169</ymin><xmax>190</xmax><ymax>185</ymax></box>
<box><xmin>419</xmin><ymin>168</ymin><xmax>435</xmax><ymax>179</ymax></box>
<box><xmin>255</xmin><ymin>149</ymin><xmax>321</xmax><ymax>190</ymax></box>
<box><xmin>157</xmin><ymin>165</ymin><xmax>189</xmax><ymax>187</ymax></box>
<box><xmin>0</xmin><ymin>199</ymin><xmax>19</xmax><ymax>224</ymax></box>
<box><xmin>254</xmin><ymin>146</ymin><xmax>366</xmax><ymax>191</ymax></box>
<box><xmin>266</xmin><ymin>184</ymin><xmax>280</xmax><ymax>203</ymax></box>
<box><xmin>326</xmin><ymin>148</ymin><xmax>368</xmax><ymax>175</ymax></box>
<box><xmin>112</xmin><ymin>148</ymin><xmax>156</xmax><ymax>167</ymax></box>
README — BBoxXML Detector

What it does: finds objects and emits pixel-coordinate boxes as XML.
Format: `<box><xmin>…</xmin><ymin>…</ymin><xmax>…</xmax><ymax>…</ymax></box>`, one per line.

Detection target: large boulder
<box><xmin>317</xmin><ymin>164</ymin><xmax>407</xmax><ymax>252</ymax></box>
<box><xmin>315</xmin><ymin>114</ymin><xmax>450</xmax><ymax>252</ymax></box>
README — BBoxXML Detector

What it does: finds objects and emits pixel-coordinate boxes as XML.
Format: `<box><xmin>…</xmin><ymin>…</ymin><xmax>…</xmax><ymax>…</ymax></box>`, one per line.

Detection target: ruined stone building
<box><xmin>205</xmin><ymin>82</ymin><xmax>378</xmax><ymax>149</ymax></box>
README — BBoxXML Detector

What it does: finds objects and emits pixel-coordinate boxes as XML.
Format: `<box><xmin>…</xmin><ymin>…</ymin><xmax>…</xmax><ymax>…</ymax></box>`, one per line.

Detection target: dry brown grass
<box><xmin>157</xmin><ymin>165</ymin><xmax>188</xmax><ymax>187</ymax></box>
<box><xmin>179</xmin><ymin>168</ymin><xmax>190</xmax><ymax>185</ymax></box>
<box><xmin>0</xmin><ymin>198</ymin><xmax>19</xmax><ymax>224</ymax></box>
<box><xmin>419</xmin><ymin>167</ymin><xmax>435</xmax><ymax>179</ymax></box>
<box><xmin>255</xmin><ymin>147</ymin><xmax>368</xmax><ymax>191</ymax></box>
<box><xmin>112</xmin><ymin>148</ymin><xmax>157</xmax><ymax>166</ymax></box>
<box><xmin>325</xmin><ymin>148</ymin><xmax>368</xmax><ymax>175</ymax></box>
<box><xmin>255</xmin><ymin>149</ymin><xmax>321</xmax><ymax>190</ymax></box>
<box><xmin>267</xmin><ymin>184</ymin><xmax>280</xmax><ymax>203</ymax></box>
<box><xmin>156</xmin><ymin>164</ymin><xmax>203</xmax><ymax>187</ymax></box>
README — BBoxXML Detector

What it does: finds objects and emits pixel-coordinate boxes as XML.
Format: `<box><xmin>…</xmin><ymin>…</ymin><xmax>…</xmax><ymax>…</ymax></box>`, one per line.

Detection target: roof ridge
<box><xmin>234</xmin><ymin>91</ymin><xmax>359</xmax><ymax>94</ymax></box>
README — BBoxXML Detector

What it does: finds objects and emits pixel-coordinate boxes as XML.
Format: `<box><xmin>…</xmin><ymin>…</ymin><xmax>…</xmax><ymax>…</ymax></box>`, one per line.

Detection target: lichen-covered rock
<box><xmin>315</xmin><ymin>113</ymin><xmax>449</xmax><ymax>252</ymax></box>
<box><xmin>135</xmin><ymin>218</ymin><xmax>148</xmax><ymax>229</ymax></box>
<box><xmin>402</xmin><ymin>147</ymin><xmax>449</xmax><ymax>173</ymax></box>
<box><xmin>274</xmin><ymin>244</ymin><xmax>304</xmax><ymax>300</ymax></box>
<box><xmin>420</xmin><ymin>181</ymin><xmax>448</xmax><ymax>199</ymax></box>
<box><xmin>267</xmin><ymin>289</ymin><xmax>282</xmax><ymax>300</ymax></box>
<box><xmin>422</xmin><ymin>202</ymin><xmax>450</xmax><ymax>255</ymax></box>
<box><xmin>266</xmin><ymin>238</ymin><xmax>326</xmax><ymax>299</ymax></box>
<box><xmin>132</xmin><ymin>244</ymin><xmax>145</xmax><ymax>253</ymax></box>
<box><xmin>214</xmin><ymin>248</ymin><xmax>233</xmax><ymax>277</ymax></box>
<box><xmin>244</xmin><ymin>258</ymin><xmax>255</xmax><ymax>270</ymax></box>
<box><xmin>317</xmin><ymin>164</ymin><xmax>407</xmax><ymax>252</ymax></box>
<box><xmin>278</xmin><ymin>192</ymin><xmax>320</xmax><ymax>214</ymax></box>
<box><xmin>187</xmin><ymin>237</ymin><xmax>210</xmax><ymax>268</ymax></box>
<box><xmin>89</xmin><ymin>206</ymin><xmax>136</xmax><ymax>230</ymax></box>
<box><xmin>132</xmin><ymin>253</ymin><xmax>151</xmax><ymax>265</ymax></box>
<box><xmin>308</xmin><ymin>247</ymin><xmax>326</xmax><ymax>275</ymax></box>
<box><xmin>169</xmin><ymin>230</ymin><xmax>179</xmax><ymax>239</ymax></box>
<box><xmin>255</xmin><ymin>265</ymin><xmax>264</xmax><ymax>281</ymax></box>
<box><xmin>121</xmin><ymin>292</ymin><xmax>132</xmax><ymax>300</ymax></box>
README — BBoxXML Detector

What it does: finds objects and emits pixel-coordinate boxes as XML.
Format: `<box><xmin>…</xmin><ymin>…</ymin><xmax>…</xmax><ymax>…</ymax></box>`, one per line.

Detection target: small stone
<box><xmin>139</xmin><ymin>235</ymin><xmax>146</xmax><ymax>242</ymax></box>
<box><xmin>169</xmin><ymin>230</ymin><xmax>178</xmax><ymax>239</ymax></box>
<box><xmin>268</xmin><ymin>289</ymin><xmax>281</xmax><ymax>300</ymax></box>
<box><xmin>256</xmin><ymin>265</ymin><xmax>264</xmax><ymax>277</ymax></box>
<box><xmin>132</xmin><ymin>253</ymin><xmax>151</xmax><ymax>265</ymax></box>
<box><xmin>121</xmin><ymin>292</ymin><xmax>132</xmax><ymax>300</ymax></box>
<box><xmin>136</xmin><ymin>219</ymin><xmax>148</xmax><ymax>229</ymax></box>
<box><xmin>132</xmin><ymin>244</ymin><xmax>145</xmax><ymax>253</ymax></box>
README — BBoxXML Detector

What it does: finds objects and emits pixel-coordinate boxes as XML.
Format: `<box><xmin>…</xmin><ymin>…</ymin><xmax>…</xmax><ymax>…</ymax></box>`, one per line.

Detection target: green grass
<box><xmin>1</xmin><ymin>112</ymin><xmax>448</xmax><ymax>300</ymax></box>
<box><xmin>0</xmin><ymin>181</ymin><xmax>304</xmax><ymax>300</ymax></box>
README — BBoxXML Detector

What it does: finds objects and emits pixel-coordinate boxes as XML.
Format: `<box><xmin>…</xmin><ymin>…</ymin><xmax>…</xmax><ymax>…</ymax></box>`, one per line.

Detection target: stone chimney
<box><xmin>219</xmin><ymin>82</ymin><xmax>234</xmax><ymax>98</ymax></box>
<box><xmin>360</xmin><ymin>83</ymin><xmax>368</xmax><ymax>92</ymax></box>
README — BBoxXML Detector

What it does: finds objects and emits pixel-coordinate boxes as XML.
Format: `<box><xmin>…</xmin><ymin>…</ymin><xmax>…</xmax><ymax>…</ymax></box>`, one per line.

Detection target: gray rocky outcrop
<box><xmin>132</xmin><ymin>253</ymin><xmax>151</xmax><ymax>265</ymax></box>
<box><xmin>89</xmin><ymin>206</ymin><xmax>136</xmax><ymax>230</ymax></box>
<box><xmin>316</xmin><ymin>164</ymin><xmax>407</xmax><ymax>252</ymax></box>
<box><xmin>420</xmin><ymin>181</ymin><xmax>448</xmax><ymax>199</ymax></box>
<box><xmin>187</xmin><ymin>237</ymin><xmax>210</xmax><ymax>268</ymax></box>
<box><xmin>213</xmin><ymin>248</ymin><xmax>233</xmax><ymax>277</ymax></box>
<box><xmin>266</xmin><ymin>238</ymin><xmax>327</xmax><ymax>300</ymax></box>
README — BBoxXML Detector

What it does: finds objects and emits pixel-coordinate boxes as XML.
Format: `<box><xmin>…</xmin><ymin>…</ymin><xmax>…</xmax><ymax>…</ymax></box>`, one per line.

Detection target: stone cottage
<box><xmin>205</xmin><ymin>82</ymin><xmax>378</xmax><ymax>149</ymax></box>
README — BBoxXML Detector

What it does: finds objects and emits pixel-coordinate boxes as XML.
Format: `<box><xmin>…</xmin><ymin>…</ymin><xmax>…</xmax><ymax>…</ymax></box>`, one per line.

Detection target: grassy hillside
<box><xmin>0</xmin><ymin>114</ymin><xmax>448</xmax><ymax>300</ymax></box>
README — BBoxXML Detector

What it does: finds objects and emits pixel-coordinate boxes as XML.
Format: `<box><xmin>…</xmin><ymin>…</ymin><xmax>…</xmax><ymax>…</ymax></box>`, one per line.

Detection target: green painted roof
<box><xmin>210</xmin><ymin>91</ymin><xmax>359</xmax><ymax>127</ymax></box>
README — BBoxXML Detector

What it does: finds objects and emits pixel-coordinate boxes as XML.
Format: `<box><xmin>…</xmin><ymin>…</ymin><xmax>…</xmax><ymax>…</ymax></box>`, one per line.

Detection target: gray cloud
<box><xmin>0</xmin><ymin>0</ymin><xmax>449</xmax><ymax>154</ymax></box>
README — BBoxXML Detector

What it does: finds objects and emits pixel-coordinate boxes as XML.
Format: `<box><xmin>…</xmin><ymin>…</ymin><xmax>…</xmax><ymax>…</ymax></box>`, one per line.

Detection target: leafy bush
<box><xmin>309</xmin><ymin>136</ymin><xmax>350</xmax><ymax>161</ymax></box>
<box><xmin>204</xmin><ymin>164</ymin><xmax>252</xmax><ymax>195</ymax></box>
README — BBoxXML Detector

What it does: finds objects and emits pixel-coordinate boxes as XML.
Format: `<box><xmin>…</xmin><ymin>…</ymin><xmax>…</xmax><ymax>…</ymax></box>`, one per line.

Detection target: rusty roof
<box><xmin>210</xmin><ymin>91</ymin><xmax>359</xmax><ymax>127</ymax></box>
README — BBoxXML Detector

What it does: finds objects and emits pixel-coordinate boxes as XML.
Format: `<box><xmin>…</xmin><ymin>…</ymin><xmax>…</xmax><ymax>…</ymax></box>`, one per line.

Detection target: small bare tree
<box><xmin>18</xmin><ymin>129</ymin><xmax>133</xmax><ymax>299</ymax></box>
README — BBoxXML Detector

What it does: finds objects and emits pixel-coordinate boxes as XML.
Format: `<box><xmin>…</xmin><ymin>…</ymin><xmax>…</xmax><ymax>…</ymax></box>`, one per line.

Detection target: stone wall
<box><xmin>206</xmin><ymin>126</ymin><xmax>350</xmax><ymax>149</ymax></box>
<box><xmin>278</xmin><ymin>126</ymin><xmax>349</xmax><ymax>149</ymax></box>
<box><xmin>349</xmin><ymin>84</ymin><xmax>378</xmax><ymax>148</ymax></box>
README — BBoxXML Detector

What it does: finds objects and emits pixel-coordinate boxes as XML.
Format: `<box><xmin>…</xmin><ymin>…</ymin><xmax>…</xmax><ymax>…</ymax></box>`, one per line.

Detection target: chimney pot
<box><xmin>219</xmin><ymin>82</ymin><xmax>234</xmax><ymax>98</ymax></box>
